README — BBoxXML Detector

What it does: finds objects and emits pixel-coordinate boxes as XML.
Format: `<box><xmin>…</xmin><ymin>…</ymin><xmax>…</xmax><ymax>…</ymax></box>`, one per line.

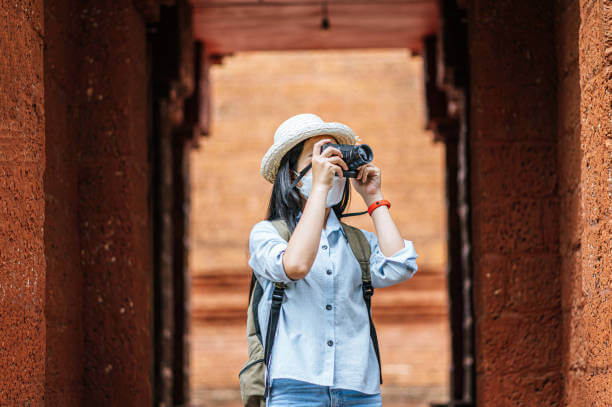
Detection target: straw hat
<box><xmin>261</xmin><ymin>113</ymin><xmax>359</xmax><ymax>183</ymax></box>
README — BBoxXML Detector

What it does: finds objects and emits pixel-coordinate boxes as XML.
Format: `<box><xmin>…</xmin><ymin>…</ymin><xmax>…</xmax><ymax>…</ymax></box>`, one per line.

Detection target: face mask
<box><xmin>293</xmin><ymin>170</ymin><xmax>345</xmax><ymax>208</ymax></box>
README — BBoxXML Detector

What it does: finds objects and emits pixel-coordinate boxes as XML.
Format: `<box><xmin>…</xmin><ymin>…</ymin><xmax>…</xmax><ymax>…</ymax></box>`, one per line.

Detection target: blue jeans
<box><xmin>267</xmin><ymin>378</ymin><xmax>383</xmax><ymax>407</ymax></box>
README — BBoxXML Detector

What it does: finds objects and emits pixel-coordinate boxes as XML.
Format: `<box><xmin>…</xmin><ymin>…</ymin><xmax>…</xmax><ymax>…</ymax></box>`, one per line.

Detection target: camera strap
<box><xmin>338</xmin><ymin>209</ymin><xmax>368</xmax><ymax>218</ymax></box>
<box><xmin>338</xmin><ymin>178</ymin><xmax>369</xmax><ymax>217</ymax></box>
<box><xmin>288</xmin><ymin>163</ymin><xmax>312</xmax><ymax>190</ymax></box>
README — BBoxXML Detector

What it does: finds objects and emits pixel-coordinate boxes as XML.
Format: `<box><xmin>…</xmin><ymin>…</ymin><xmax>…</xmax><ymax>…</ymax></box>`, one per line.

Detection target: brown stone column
<box><xmin>148</xmin><ymin>2</ymin><xmax>197</xmax><ymax>406</ymax></box>
<box><xmin>43</xmin><ymin>0</ymin><xmax>84</xmax><ymax>404</ymax></box>
<box><xmin>42</xmin><ymin>0</ymin><xmax>169</xmax><ymax>404</ymax></box>
<box><xmin>77</xmin><ymin>1</ymin><xmax>152</xmax><ymax>404</ymax></box>
<box><xmin>0</xmin><ymin>1</ymin><xmax>46</xmax><ymax>404</ymax></box>
<box><xmin>424</xmin><ymin>3</ymin><xmax>474</xmax><ymax>404</ymax></box>
<box><xmin>468</xmin><ymin>0</ymin><xmax>563</xmax><ymax>405</ymax></box>
<box><xmin>576</xmin><ymin>0</ymin><xmax>612</xmax><ymax>400</ymax></box>
<box><xmin>558</xmin><ymin>0</ymin><xmax>612</xmax><ymax>405</ymax></box>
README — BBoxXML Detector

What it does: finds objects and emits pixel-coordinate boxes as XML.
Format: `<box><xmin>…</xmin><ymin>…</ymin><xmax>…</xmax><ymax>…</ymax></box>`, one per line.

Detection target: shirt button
<box><xmin>321</xmin><ymin>245</ymin><xmax>328</xmax><ymax>250</ymax></box>
<box><xmin>326</xmin><ymin>269</ymin><xmax>332</xmax><ymax>275</ymax></box>
<box><xmin>327</xmin><ymin>340</ymin><xmax>334</xmax><ymax>347</ymax></box>
<box><xmin>326</xmin><ymin>304</ymin><xmax>332</xmax><ymax>310</ymax></box>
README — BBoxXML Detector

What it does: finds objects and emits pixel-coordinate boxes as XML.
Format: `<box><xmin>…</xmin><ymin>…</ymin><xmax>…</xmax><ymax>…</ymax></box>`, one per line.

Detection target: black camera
<box><xmin>320</xmin><ymin>143</ymin><xmax>373</xmax><ymax>178</ymax></box>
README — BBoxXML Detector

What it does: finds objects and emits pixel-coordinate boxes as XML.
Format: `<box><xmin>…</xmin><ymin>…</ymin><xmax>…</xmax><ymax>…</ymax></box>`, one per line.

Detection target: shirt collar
<box><xmin>296</xmin><ymin>209</ymin><xmax>346</xmax><ymax>239</ymax></box>
<box><xmin>326</xmin><ymin>208</ymin><xmax>342</xmax><ymax>234</ymax></box>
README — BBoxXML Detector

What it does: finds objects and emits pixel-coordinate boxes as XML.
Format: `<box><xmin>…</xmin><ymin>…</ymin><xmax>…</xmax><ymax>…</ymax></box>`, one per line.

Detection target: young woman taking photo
<box><xmin>249</xmin><ymin>113</ymin><xmax>419</xmax><ymax>406</ymax></box>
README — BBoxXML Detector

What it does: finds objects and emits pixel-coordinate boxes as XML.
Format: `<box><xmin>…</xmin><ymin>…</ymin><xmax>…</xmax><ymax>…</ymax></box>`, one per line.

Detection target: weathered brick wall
<box><xmin>190</xmin><ymin>49</ymin><xmax>447</xmax><ymax>277</ymax></box>
<box><xmin>0</xmin><ymin>1</ymin><xmax>46</xmax><ymax>404</ymax></box>
<box><xmin>468</xmin><ymin>1</ymin><xmax>564</xmax><ymax>404</ymax></box>
<box><xmin>558</xmin><ymin>0</ymin><xmax>612</xmax><ymax>404</ymax></box>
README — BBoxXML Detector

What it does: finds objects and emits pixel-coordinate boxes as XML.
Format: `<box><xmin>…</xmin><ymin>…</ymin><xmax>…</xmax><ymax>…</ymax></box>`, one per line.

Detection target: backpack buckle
<box><xmin>271</xmin><ymin>285</ymin><xmax>285</xmax><ymax>305</ymax></box>
<box><xmin>362</xmin><ymin>281</ymin><xmax>374</xmax><ymax>298</ymax></box>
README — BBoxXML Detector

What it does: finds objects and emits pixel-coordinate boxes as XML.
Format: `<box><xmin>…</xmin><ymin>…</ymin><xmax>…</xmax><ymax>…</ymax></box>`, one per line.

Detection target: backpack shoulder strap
<box><xmin>261</xmin><ymin>218</ymin><xmax>291</xmax><ymax>397</ymax></box>
<box><xmin>269</xmin><ymin>219</ymin><xmax>291</xmax><ymax>242</ymax></box>
<box><xmin>339</xmin><ymin>221</ymin><xmax>371</xmax><ymax>283</ymax></box>
<box><xmin>339</xmin><ymin>220</ymin><xmax>383</xmax><ymax>385</ymax></box>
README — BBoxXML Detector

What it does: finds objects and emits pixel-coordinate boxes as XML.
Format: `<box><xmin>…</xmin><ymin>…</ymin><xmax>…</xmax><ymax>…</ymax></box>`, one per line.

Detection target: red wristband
<box><xmin>367</xmin><ymin>199</ymin><xmax>391</xmax><ymax>216</ymax></box>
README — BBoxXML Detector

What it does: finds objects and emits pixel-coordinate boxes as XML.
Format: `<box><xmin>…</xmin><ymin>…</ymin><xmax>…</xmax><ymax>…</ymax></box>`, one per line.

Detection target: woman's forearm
<box><xmin>282</xmin><ymin>186</ymin><xmax>327</xmax><ymax>280</ymax></box>
<box><xmin>366</xmin><ymin>194</ymin><xmax>405</xmax><ymax>257</ymax></box>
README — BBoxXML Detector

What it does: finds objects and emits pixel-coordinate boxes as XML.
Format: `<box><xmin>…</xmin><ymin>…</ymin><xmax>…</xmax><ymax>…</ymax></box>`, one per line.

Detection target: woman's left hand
<box><xmin>350</xmin><ymin>162</ymin><xmax>383</xmax><ymax>204</ymax></box>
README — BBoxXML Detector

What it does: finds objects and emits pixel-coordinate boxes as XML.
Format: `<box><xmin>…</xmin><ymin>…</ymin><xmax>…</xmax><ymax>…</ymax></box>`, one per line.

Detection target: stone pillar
<box><xmin>558</xmin><ymin>0</ymin><xmax>612</xmax><ymax>405</ymax></box>
<box><xmin>148</xmin><ymin>2</ymin><xmax>197</xmax><ymax>406</ymax></box>
<box><xmin>0</xmin><ymin>1</ymin><xmax>46</xmax><ymax>404</ymax></box>
<box><xmin>77</xmin><ymin>1</ymin><xmax>153</xmax><ymax>404</ymax></box>
<box><xmin>468</xmin><ymin>1</ymin><xmax>563</xmax><ymax>405</ymax></box>
<box><xmin>170</xmin><ymin>40</ymin><xmax>210</xmax><ymax>406</ymax></box>
<box><xmin>43</xmin><ymin>0</ymin><xmax>84</xmax><ymax>403</ymax></box>
<box><xmin>4</xmin><ymin>0</ymin><xmax>201</xmax><ymax>404</ymax></box>
<box><xmin>424</xmin><ymin>2</ymin><xmax>473</xmax><ymax>404</ymax></box>
<box><xmin>43</xmin><ymin>0</ymin><xmax>168</xmax><ymax>404</ymax></box>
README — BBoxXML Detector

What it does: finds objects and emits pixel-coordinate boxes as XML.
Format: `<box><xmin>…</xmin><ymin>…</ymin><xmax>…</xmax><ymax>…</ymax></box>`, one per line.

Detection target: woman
<box><xmin>249</xmin><ymin>113</ymin><xmax>418</xmax><ymax>406</ymax></box>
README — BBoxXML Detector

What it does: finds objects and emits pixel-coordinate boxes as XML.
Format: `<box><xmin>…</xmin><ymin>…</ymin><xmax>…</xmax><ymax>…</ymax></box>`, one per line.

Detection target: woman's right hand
<box><xmin>282</xmin><ymin>138</ymin><xmax>347</xmax><ymax>280</ymax></box>
<box><xmin>311</xmin><ymin>138</ymin><xmax>348</xmax><ymax>190</ymax></box>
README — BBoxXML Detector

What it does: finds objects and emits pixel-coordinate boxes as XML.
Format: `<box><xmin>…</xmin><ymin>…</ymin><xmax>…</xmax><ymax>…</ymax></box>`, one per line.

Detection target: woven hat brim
<box><xmin>261</xmin><ymin>125</ymin><xmax>358</xmax><ymax>183</ymax></box>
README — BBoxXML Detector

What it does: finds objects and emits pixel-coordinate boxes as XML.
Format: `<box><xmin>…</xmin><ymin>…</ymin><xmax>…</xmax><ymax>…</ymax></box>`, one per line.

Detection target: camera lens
<box><xmin>356</xmin><ymin>145</ymin><xmax>373</xmax><ymax>164</ymax></box>
<box><xmin>320</xmin><ymin>142</ymin><xmax>373</xmax><ymax>177</ymax></box>
<box><xmin>350</xmin><ymin>144</ymin><xmax>372</xmax><ymax>168</ymax></box>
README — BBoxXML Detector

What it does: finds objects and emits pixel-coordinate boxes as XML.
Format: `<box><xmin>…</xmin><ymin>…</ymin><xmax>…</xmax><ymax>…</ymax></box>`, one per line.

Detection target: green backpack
<box><xmin>238</xmin><ymin>218</ymin><xmax>382</xmax><ymax>406</ymax></box>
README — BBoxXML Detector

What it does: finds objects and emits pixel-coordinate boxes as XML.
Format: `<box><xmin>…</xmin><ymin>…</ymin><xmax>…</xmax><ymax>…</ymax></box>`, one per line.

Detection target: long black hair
<box><xmin>266</xmin><ymin>139</ymin><xmax>351</xmax><ymax>233</ymax></box>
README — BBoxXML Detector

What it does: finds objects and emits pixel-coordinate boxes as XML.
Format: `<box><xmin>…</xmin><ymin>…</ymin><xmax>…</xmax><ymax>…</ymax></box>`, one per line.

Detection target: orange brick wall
<box><xmin>189</xmin><ymin>49</ymin><xmax>446</xmax><ymax>277</ymax></box>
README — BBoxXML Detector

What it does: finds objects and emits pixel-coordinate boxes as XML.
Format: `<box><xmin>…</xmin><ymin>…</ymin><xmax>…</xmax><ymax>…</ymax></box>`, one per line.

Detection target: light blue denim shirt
<box><xmin>247</xmin><ymin>209</ymin><xmax>418</xmax><ymax>395</ymax></box>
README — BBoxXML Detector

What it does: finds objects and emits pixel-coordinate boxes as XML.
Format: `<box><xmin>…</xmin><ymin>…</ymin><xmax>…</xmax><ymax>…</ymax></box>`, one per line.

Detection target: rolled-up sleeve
<box><xmin>360</xmin><ymin>229</ymin><xmax>418</xmax><ymax>288</ymax></box>
<box><xmin>248</xmin><ymin>220</ymin><xmax>295</xmax><ymax>284</ymax></box>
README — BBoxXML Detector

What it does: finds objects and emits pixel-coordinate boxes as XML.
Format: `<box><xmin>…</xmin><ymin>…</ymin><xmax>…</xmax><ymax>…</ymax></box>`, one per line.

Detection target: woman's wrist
<box><xmin>311</xmin><ymin>183</ymin><xmax>330</xmax><ymax>195</ymax></box>
<box><xmin>364</xmin><ymin>192</ymin><xmax>384</xmax><ymax>207</ymax></box>
<box><xmin>308</xmin><ymin>184</ymin><xmax>330</xmax><ymax>206</ymax></box>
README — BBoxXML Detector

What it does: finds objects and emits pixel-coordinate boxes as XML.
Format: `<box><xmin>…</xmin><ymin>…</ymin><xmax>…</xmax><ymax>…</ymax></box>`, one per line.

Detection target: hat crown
<box><xmin>261</xmin><ymin>113</ymin><xmax>357</xmax><ymax>183</ymax></box>
<box><xmin>274</xmin><ymin>113</ymin><xmax>325</xmax><ymax>144</ymax></box>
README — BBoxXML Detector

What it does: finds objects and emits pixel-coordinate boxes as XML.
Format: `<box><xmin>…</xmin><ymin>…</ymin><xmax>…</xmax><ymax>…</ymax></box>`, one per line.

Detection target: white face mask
<box><xmin>293</xmin><ymin>170</ymin><xmax>345</xmax><ymax>208</ymax></box>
